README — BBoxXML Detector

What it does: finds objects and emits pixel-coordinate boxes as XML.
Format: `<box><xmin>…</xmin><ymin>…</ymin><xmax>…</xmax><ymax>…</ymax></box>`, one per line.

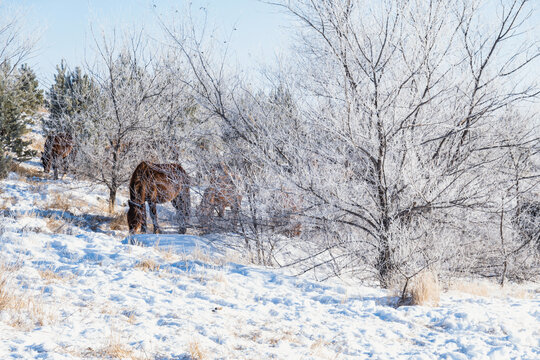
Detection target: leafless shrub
<box><xmin>162</xmin><ymin>0</ymin><xmax>540</xmax><ymax>286</ymax></box>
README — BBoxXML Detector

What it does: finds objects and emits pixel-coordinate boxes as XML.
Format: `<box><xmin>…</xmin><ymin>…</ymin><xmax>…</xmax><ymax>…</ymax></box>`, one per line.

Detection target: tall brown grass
<box><xmin>188</xmin><ymin>339</ymin><xmax>206</xmax><ymax>360</ymax></box>
<box><xmin>0</xmin><ymin>265</ymin><xmax>56</xmax><ymax>329</ymax></box>
<box><xmin>10</xmin><ymin>162</ymin><xmax>43</xmax><ymax>179</ymax></box>
<box><xmin>397</xmin><ymin>271</ymin><xmax>440</xmax><ymax>307</ymax></box>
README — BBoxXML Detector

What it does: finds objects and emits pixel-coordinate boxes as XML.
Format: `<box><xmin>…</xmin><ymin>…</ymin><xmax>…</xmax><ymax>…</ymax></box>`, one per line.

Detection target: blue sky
<box><xmin>14</xmin><ymin>0</ymin><xmax>291</xmax><ymax>88</ymax></box>
<box><xmin>8</xmin><ymin>0</ymin><xmax>540</xmax><ymax>92</ymax></box>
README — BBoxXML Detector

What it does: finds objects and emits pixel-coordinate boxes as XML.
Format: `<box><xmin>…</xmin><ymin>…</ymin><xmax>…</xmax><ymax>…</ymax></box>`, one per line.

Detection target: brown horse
<box><xmin>127</xmin><ymin>161</ymin><xmax>191</xmax><ymax>234</ymax></box>
<box><xmin>41</xmin><ymin>133</ymin><xmax>74</xmax><ymax>180</ymax></box>
<box><xmin>199</xmin><ymin>165</ymin><xmax>242</xmax><ymax>230</ymax></box>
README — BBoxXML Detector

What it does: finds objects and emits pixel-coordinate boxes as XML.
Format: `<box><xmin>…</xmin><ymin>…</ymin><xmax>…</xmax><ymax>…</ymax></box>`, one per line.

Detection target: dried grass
<box><xmin>10</xmin><ymin>162</ymin><xmax>43</xmax><ymax>179</ymax></box>
<box><xmin>38</xmin><ymin>269</ymin><xmax>70</xmax><ymax>283</ymax></box>
<box><xmin>0</xmin><ymin>269</ymin><xmax>56</xmax><ymax>329</ymax></box>
<box><xmin>45</xmin><ymin>192</ymin><xmax>71</xmax><ymax>212</ymax></box>
<box><xmin>448</xmin><ymin>279</ymin><xmax>532</xmax><ymax>299</ymax></box>
<box><xmin>191</xmin><ymin>247</ymin><xmax>213</xmax><ymax>264</ymax></box>
<box><xmin>188</xmin><ymin>339</ymin><xmax>206</xmax><ymax>360</ymax></box>
<box><xmin>109</xmin><ymin>211</ymin><xmax>128</xmax><ymax>231</ymax></box>
<box><xmin>134</xmin><ymin>259</ymin><xmax>160</xmax><ymax>272</ymax></box>
<box><xmin>45</xmin><ymin>217</ymin><xmax>67</xmax><ymax>233</ymax></box>
<box><xmin>80</xmin><ymin>328</ymin><xmax>143</xmax><ymax>359</ymax></box>
<box><xmin>397</xmin><ymin>271</ymin><xmax>440</xmax><ymax>307</ymax></box>
<box><xmin>309</xmin><ymin>338</ymin><xmax>342</xmax><ymax>359</ymax></box>
<box><xmin>0</xmin><ymin>196</ymin><xmax>16</xmax><ymax>210</ymax></box>
<box><xmin>125</xmin><ymin>311</ymin><xmax>137</xmax><ymax>325</ymax></box>
<box><xmin>99</xmin><ymin>342</ymin><xmax>137</xmax><ymax>359</ymax></box>
<box><xmin>410</xmin><ymin>272</ymin><xmax>440</xmax><ymax>306</ymax></box>
<box><xmin>159</xmin><ymin>246</ymin><xmax>179</xmax><ymax>262</ymax></box>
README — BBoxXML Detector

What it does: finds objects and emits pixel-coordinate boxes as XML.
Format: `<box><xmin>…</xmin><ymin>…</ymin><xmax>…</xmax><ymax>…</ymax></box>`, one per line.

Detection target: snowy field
<box><xmin>0</xmin><ymin>152</ymin><xmax>539</xmax><ymax>359</ymax></box>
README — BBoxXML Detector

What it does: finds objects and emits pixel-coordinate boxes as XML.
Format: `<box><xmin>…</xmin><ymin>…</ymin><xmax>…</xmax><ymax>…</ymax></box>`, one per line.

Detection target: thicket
<box><xmin>40</xmin><ymin>0</ymin><xmax>540</xmax><ymax>289</ymax></box>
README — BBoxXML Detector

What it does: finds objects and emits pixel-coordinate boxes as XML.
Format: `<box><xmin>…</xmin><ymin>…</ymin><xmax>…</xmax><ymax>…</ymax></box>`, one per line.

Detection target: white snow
<box><xmin>0</xmin><ymin>153</ymin><xmax>539</xmax><ymax>359</ymax></box>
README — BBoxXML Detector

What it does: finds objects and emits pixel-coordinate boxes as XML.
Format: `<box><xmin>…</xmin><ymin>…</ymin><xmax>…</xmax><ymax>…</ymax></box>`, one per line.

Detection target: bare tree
<box><xmin>0</xmin><ymin>5</ymin><xmax>36</xmax><ymax>75</ymax></box>
<box><xmin>163</xmin><ymin>0</ymin><xmax>540</xmax><ymax>287</ymax></box>
<box><xmin>73</xmin><ymin>30</ymin><xmax>172</xmax><ymax>212</ymax></box>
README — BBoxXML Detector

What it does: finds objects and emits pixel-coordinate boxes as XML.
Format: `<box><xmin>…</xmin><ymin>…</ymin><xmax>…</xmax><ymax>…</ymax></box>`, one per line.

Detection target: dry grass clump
<box><xmin>0</xmin><ymin>271</ymin><xmax>56</xmax><ymax>329</ymax></box>
<box><xmin>99</xmin><ymin>342</ymin><xmax>137</xmax><ymax>359</ymax></box>
<box><xmin>10</xmin><ymin>162</ymin><xmax>42</xmax><ymax>179</ymax></box>
<box><xmin>190</xmin><ymin>247</ymin><xmax>213</xmax><ymax>264</ymax></box>
<box><xmin>134</xmin><ymin>259</ymin><xmax>160</xmax><ymax>272</ymax></box>
<box><xmin>86</xmin><ymin>341</ymin><xmax>142</xmax><ymax>360</ymax></box>
<box><xmin>397</xmin><ymin>271</ymin><xmax>440</xmax><ymax>307</ymax></box>
<box><xmin>448</xmin><ymin>279</ymin><xmax>532</xmax><ymax>299</ymax></box>
<box><xmin>221</xmin><ymin>249</ymin><xmax>249</xmax><ymax>266</ymax></box>
<box><xmin>0</xmin><ymin>196</ymin><xmax>17</xmax><ymax>210</ymax></box>
<box><xmin>410</xmin><ymin>272</ymin><xmax>440</xmax><ymax>306</ymax></box>
<box><xmin>45</xmin><ymin>217</ymin><xmax>67</xmax><ymax>233</ymax></box>
<box><xmin>310</xmin><ymin>338</ymin><xmax>342</xmax><ymax>359</ymax></box>
<box><xmin>63</xmin><ymin>340</ymin><xmax>142</xmax><ymax>359</ymax></box>
<box><xmin>182</xmin><ymin>246</ymin><xmax>238</xmax><ymax>267</ymax></box>
<box><xmin>46</xmin><ymin>192</ymin><xmax>71</xmax><ymax>212</ymax></box>
<box><xmin>188</xmin><ymin>339</ymin><xmax>206</xmax><ymax>360</ymax></box>
<box><xmin>109</xmin><ymin>211</ymin><xmax>128</xmax><ymax>230</ymax></box>
<box><xmin>158</xmin><ymin>246</ymin><xmax>179</xmax><ymax>262</ymax></box>
<box><xmin>67</xmin><ymin>197</ymin><xmax>91</xmax><ymax>213</ymax></box>
<box><xmin>88</xmin><ymin>197</ymin><xmax>111</xmax><ymax>215</ymax></box>
<box><xmin>124</xmin><ymin>311</ymin><xmax>137</xmax><ymax>325</ymax></box>
<box><xmin>38</xmin><ymin>269</ymin><xmax>69</xmax><ymax>283</ymax></box>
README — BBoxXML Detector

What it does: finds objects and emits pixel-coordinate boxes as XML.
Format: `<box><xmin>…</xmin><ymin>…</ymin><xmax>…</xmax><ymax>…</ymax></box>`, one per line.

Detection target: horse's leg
<box><xmin>149</xmin><ymin>202</ymin><xmax>160</xmax><ymax>234</ymax></box>
<box><xmin>141</xmin><ymin>203</ymin><xmax>148</xmax><ymax>233</ymax></box>
<box><xmin>62</xmin><ymin>155</ymin><xmax>69</xmax><ymax>178</ymax></box>
<box><xmin>52</xmin><ymin>156</ymin><xmax>59</xmax><ymax>180</ymax></box>
<box><xmin>217</xmin><ymin>202</ymin><xmax>225</xmax><ymax>218</ymax></box>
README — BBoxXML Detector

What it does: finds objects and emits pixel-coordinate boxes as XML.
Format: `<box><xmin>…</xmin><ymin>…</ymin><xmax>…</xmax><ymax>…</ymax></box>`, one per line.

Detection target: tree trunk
<box><xmin>108</xmin><ymin>186</ymin><xmax>117</xmax><ymax>214</ymax></box>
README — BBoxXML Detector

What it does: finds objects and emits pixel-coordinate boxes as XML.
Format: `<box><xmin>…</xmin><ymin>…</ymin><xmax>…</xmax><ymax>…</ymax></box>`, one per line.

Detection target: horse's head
<box><xmin>41</xmin><ymin>151</ymin><xmax>51</xmax><ymax>173</ymax></box>
<box><xmin>127</xmin><ymin>200</ymin><xmax>145</xmax><ymax>234</ymax></box>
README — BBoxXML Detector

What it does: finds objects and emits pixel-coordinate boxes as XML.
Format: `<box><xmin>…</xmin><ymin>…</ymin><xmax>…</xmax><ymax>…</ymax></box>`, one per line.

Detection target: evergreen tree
<box><xmin>0</xmin><ymin>63</ymin><xmax>43</xmax><ymax>178</ymax></box>
<box><xmin>44</xmin><ymin>60</ymin><xmax>96</xmax><ymax>135</ymax></box>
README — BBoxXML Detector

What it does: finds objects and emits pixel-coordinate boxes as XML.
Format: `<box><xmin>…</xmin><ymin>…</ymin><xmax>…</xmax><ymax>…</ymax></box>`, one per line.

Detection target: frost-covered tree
<box><xmin>165</xmin><ymin>0</ymin><xmax>540</xmax><ymax>286</ymax></box>
<box><xmin>265</xmin><ymin>0</ymin><xmax>540</xmax><ymax>287</ymax></box>
<box><xmin>73</xmin><ymin>30</ymin><xmax>199</xmax><ymax>213</ymax></box>
<box><xmin>0</xmin><ymin>6</ymin><xmax>40</xmax><ymax>178</ymax></box>
<box><xmin>0</xmin><ymin>63</ymin><xmax>43</xmax><ymax>177</ymax></box>
<box><xmin>44</xmin><ymin>61</ymin><xmax>96</xmax><ymax>135</ymax></box>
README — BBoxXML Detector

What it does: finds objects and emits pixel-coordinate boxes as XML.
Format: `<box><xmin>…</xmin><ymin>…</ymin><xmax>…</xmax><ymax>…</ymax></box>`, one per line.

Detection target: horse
<box><xmin>198</xmin><ymin>164</ymin><xmax>242</xmax><ymax>231</ymax></box>
<box><xmin>127</xmin><ymin>161</ymin><xmax>191</xmax><ymax>234</ymax></box>
<box><xmin>41</xmin><ymin>133</ymin><xmax>74</xmax><ymax>180</ymax></box>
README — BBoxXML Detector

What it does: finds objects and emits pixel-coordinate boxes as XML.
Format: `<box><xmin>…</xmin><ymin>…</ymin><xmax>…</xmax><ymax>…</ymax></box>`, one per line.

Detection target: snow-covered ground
<box><xmin>0</xmin><ymin>141</ymin><xmax>539</xmax><ymax>359</ymax></box>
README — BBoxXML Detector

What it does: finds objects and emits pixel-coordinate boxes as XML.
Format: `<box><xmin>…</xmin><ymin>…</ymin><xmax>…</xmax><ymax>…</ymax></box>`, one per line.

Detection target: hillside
<box><xmin>0</xmin><ymin>130</ymin><xmax>538</xmax><ymax>359</ymax></box>
<box><xmin>0</xmin><ymin>134</ymin><xmax>539</xmax><ymax>359</ymax></box>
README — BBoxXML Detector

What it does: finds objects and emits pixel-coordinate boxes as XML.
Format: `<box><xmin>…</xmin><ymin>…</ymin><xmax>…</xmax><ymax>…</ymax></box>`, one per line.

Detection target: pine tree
<box><xmin>0</xmin><ymin>63</ymin><xmax>43</xmax><ymax>178</ymax></box>
<box><xmin>45</xmin><ymin>60</ymin><xmax>96</xmax><ymax>135</ymax></box>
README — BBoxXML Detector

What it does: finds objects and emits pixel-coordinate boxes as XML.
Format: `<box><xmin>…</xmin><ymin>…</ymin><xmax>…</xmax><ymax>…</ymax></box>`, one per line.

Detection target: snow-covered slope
<box><xmin>0</xmin><ymin>152</ymin><xmax>539</xmax><ymax>359</ymax></box>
